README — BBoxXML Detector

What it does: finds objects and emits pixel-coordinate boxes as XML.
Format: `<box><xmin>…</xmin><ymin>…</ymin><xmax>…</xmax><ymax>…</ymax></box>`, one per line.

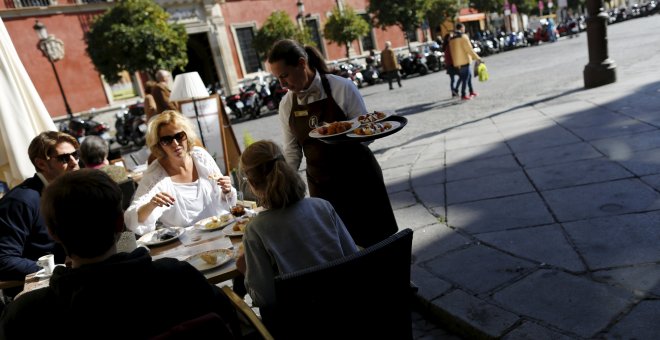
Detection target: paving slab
<box><xmin>389</xmin><ymin>190</ymin><xmax>417</xmax><ymax>210</ymax></box>
<box><xmin>414</xmin><ymin>183</ymin><xmax>445</xmax><ymax>210</ymax></box>
<box><xmin>446</xmin><ymin>131</ymin><xmax>504</xmax><ymax>151</ymax></box>
<box><xmin>446</xmin><ymin>154</ymin><xmax>520</xmax><ymax>182</ymax></box>
<box><xmin>506</xmin><ymin>126</ymin><xmax>582</xmax><ymax>153</ymax></box>
<box><xmin>604</xmin><ymin>300</ymin><xmax>660</xmax><ymax>340</ymax></box>
<box><xmin>525</xmin><ymin>157</ymin><xmax>633</xmax><ymax>190</ymax></box>
<box><xmin>411</xmin><ymin>166</ymin><xmax>445</xmax><ymax>186</ymax></box>
<box><xmin>411</xmin><ymin>265</ymin><xmax>453</xmax><ymax>302</ymax></box>
<box><xmin>563</xmin><ymin>211</ymin><xmax>660</xmax><ymax>269</ymax></box>
<box><xmin>613</xmin><ymin>147</ymin><xmax>660</xmax><ymax>177</ymax></box>
<box><xmin>593</xmin><ymin>263</ymin><xmax>660</xmax><ymax>296</ymax></box>
<box><xmin>447</xmin><ymin>192</ymin><xmax>554</xmax><ymax>234</ymax></box>
<box><xmin>541</xmin><ymin>179</ymin><xmax>660</xmax><ymax>222</ymax></box>
<box><xmin>591</xmin><ymin>130</ymin><xmax>660</xmax><ymax>158</ymax></box>
<box><xmin>425</xmin><ymin>245</ymin><xmax>536</xmax><ymax>294</ymax></box>
<box><xmin>446</xmin><ymin>170</ymin><xmax>535</xmax><ymax>205</ymax></box>
<box><xmin>477</xmin><ymin>224</ymin><xmax>585</xmax><ymax>272</ymax></box>
<box><xmin>502</xmin><ymin>321</ymin><xmax>575</xmax><ymax>340</ymax></box>
<box><xmin>493</xmin><ymin>270</ymin><xmax>633</xmax><ymax>338</ymax></box>
<box><xmin>515</xmin><ymin>141</ymin><xmax>602</xmax><ymax>169</ymax></box>
<box><xmin>445</xmin><ymin>142</ymin><xmax>511</xmax><ymax>165</ymax></box>
<box><xmin>394</xmin><ymin>204</ymin><xmax>441</xmax><ymax>231</ymax></box>
<box><xmin>411</xmin><ymin>223</ymin><xmax>471</xmax><ymax>264</ymax></box>
<box><xmin>566</xmin><ymin>117</ymin><xmax>656</xmax><ymax>141</ymax></box>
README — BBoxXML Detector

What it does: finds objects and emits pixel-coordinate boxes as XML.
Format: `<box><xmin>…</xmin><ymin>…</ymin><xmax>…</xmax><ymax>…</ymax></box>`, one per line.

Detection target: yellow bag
<box><xmin>477</xmin><ymin>62</ymin><xmax>489</xmax><ymax>82</ymax></box>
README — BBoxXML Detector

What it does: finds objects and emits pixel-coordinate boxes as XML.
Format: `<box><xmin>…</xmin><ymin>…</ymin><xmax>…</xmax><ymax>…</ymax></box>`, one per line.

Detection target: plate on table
<box><xmin>309</xmin><ymin>120</ymin><xmax>360</xmax><ymax>139</ymax></box>
<box><xmin>353</xmin><ymin>111</ymin><xmax>392</xmax><ymax>124</ymax></box>
<box><xmin>194</xmin><ymin>214</ymin><xmax>235</xmax><ymax>231</ymax></box>
<box><xmin>347</xmin><ymin>121</ymin><xmax>401</xmax><ymax>138</ymax></box>
<box><xmin>185</xmin><ymin>249</ymin><xmax>234</xmax><ymax>272</ymax></box>
<box><xmin>137</xmin><ymin>227</ymin><xmax>185</xmax><ymax>246</ymax></box>
<box><xmin>222</xmin><ymin>217</ymin><xmax>251</xmax><ymax>236</ymax></box>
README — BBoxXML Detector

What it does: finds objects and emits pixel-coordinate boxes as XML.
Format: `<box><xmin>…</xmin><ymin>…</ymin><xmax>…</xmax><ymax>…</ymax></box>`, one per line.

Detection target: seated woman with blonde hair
<box><xmin>124</xmin><ymin>110</ymin><xmax>236</xmax><ymax>235</ymax></box>
<box><xmin>235</xmin><ymin>140</ymin><xmax>358</xmax><ymax>329</ymax></box>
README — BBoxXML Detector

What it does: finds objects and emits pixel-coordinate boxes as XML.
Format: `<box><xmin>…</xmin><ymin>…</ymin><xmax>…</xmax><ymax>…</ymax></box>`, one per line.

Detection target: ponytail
<box><xmin>304</xmin><ymin>46</ymin><xmax>331</xmax><ymax>75</ymax></box>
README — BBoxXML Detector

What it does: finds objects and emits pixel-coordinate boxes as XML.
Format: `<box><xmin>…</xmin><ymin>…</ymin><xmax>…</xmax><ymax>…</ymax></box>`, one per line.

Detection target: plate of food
<box><xmin>347</xmin><ymin>121</ymin><xmax>401</xmax><ymax>138</ymax></box>
<box><xmin>353</xmin><ymin>111</ymin><xmax>391</xmax><ymax>124</ymax></box>
<box><xmin>195</xmin><ymin>214</ymin><xmax>235</xmax><ymax>231</ymax></box>
<box><xmin>137</xmin><ymin>227</ymin><xmax>185</xmax><ymax>246</ymax></box>
<box><xmin>223</xmin><ymin>217</ymin><xmax>251</xmax><ymax>236</ymax></box>
<box><xmin>309</xmin><ymin>120</ymin><xmax>360</xmax><ymax>139</ymax></box>
<box><xmin>184</xmin><ymin>249</ymin><xmax>234</xmax><ymax>272</ymax></box>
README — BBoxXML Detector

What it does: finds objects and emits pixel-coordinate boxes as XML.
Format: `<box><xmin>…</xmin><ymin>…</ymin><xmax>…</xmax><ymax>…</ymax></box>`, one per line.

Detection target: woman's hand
<box><xmin>150</xmin><ymin>192</ymin><xmax>175</xmax><ymax>207</ymax></box>
<box><xmin>216</xmin><ymin>175</ymin><xmax>233</xmax><ymax>194</ymax></box>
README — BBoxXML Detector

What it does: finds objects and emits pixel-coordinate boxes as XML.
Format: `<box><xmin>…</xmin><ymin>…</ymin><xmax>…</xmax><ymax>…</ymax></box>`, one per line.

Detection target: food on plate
<box><xmin>357</xmin><ymin>111</ymin><xmax>387</xmax><ymax>124</ymax></box>
<box><xmin>316</xmin><ymin>121</ymin><xmax>353</xmax><ymax>135</ymax></box>
<box><xmin>353</xmin><ymin>122</ymin><xmax>393</xmax><ymax>136</ymax></box>
<box><xmin>204</xmin><ymin>214</ymin><xmax>232</xmax><ymax>229</ymax></box>
<box><xmin>233</xmin><ymin>217</ymin><xmax>251</xmax><ymax>232</ymax></box>
<box><xmin>231</xmin><ymin>205</ymin><xmax>245</xmax><ymax>217</ymax></box>
<box><xmin>200</xmin><ymin>253</ymin><xmax>217</xmax><ymax>265</ymax></box>
<box><xmin>156</xmin><ymin>228</ymin><xmax>177</xmax><ymax>241</ymax></box>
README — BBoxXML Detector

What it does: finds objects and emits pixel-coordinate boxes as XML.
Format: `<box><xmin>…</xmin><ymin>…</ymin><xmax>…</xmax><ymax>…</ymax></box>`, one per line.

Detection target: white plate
<box><xmin>35</xmin><ymin>264</ymin><xmax>65</xmax><ymax>278</ymax></box>
<box><xmin>347</xmin><ymin>121</ymin><xmax>401</xmax><ymax>138</ymax></box>
<box><xmin>185</xmin><ymin>249</ymin><xmax>234</xmax><ymax>272</ymax></box>
<box><xmin>137</xmin><ymin>227</ymin><xmax>185</xmax><ymax>246</ymax></box>
<box><xmin>222</xmin><ymin>222</ymin><xmax>246</xmax><ymax>236</ymax></box>
<box><xmin>194</xmin><ymin>214</ymin><xmax>236</xmax><ymax>231</ymax></box>
<box><xmin>309</xmin><ymin>120</ymin><xmax>361</xmax><ymax>138</ymax></box>
<box><xmin>353</xmin><ymin>111</ymin><xmax>392</xmax><ymax>124</ymax></box>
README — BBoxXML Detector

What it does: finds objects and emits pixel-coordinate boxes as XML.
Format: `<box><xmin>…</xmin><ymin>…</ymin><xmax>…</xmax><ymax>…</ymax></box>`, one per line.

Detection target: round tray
<box><xmin>319</xmin><ymin>115</ymin><xmax>407</xmax><ymax>144</ymax></box>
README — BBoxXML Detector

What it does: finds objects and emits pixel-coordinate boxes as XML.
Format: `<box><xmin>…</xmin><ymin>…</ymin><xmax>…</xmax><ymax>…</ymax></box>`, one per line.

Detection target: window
<box><xmin>406</xmin><ymin>28</ymin><xmax>419</xmax><ymax>42</ymax></box>
<box><xmin>235</xmin><ymin>27</ymin><xmax>261</xmax><ymax>74</ymax></box>
<box><xmin>305</xmin><ymin>18</ymin><xmax>323</xmax><ymax>54</ymax></box>
<box><xmin>359</xmin><ymin>14</ymin><xmax>375</xmax><ymax>51</ymax></box>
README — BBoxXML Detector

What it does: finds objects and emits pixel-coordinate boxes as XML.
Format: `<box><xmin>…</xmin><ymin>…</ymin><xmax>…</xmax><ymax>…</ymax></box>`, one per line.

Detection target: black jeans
<box><xmin>386</xmin><ymin>70</ymin><xmax>401</xmax><ymax>88</ymax></box>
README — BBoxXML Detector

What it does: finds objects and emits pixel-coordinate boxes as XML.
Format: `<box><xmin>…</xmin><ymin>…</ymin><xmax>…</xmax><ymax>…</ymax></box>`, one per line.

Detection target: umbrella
<box><xmin>0</xmin><ymin>17</ymin><xmax>56</xmax><ymax>188</ymax></box>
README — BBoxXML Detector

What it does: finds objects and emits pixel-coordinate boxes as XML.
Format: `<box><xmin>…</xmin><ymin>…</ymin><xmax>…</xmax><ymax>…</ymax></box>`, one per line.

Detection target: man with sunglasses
<box><xmin>0</xmin><ymin>131</ymin><xmax>79</xmax><ymax>298</ymax></box>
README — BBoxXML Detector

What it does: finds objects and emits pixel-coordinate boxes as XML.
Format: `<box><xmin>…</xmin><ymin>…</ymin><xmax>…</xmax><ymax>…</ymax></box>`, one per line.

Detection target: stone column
<box><xmin>583</xmin><ymin>0</ymin><xmax>616</xmax><ymax>88</ymax></box>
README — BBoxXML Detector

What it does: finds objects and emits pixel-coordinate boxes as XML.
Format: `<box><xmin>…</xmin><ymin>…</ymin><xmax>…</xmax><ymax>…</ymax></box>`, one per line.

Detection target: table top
<box><xmin>20</xmin><ymin>223</ymin><xmax>244</xmax><ymax>297</ymax></box>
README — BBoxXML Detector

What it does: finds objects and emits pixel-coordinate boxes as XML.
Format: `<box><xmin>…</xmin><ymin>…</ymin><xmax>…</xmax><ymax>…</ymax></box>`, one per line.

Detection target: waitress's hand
<box><xmin>216</xmin><ymin>176</ymin><xmax>233</xmax><ymax>194</ymax></box>
<box><xmin>150</xmin><ymin>192</ymin><xmax>175</xmax><ymax>207</ymax></box>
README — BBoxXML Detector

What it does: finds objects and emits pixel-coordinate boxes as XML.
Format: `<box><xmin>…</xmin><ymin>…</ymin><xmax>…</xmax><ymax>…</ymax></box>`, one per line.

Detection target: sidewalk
<box><xmin>378</xmin><ymin>59</ymin><xmax>660</xmax><ymax>339</ymax></box>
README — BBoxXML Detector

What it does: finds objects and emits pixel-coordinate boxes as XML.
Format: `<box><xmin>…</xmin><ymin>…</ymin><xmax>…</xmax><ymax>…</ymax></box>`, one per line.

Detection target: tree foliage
<box><xmin>85</xmin><ymin>0</ymin><xmax>187</xmax><ymax>84</ymax></box>
<box><xmin>253</xmin><ymin>10</ymin><xmax>314</xmax><ymax>59</ymax></box>
<box><xmin>323</xmin><ymin>6</ymin><xmax>370</xmax><ymax>59</ymax></box>
<box><xmin>425</xmin><ymin>0</ymin><xmax>458</xmax><ymax>38</ymax></box>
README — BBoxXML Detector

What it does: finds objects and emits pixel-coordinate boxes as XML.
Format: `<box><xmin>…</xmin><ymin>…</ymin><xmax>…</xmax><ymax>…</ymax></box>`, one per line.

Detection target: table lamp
<box><xmin>170</xmin><ymin>72</ymin><xmax>208</xmax><ymax>147</ymax></box>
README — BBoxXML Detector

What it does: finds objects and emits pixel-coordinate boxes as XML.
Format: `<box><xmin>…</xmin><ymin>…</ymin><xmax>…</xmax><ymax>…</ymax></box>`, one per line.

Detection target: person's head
<box><xmin>385</xmin><ymin>41</ymin><xmax>392</xmax><ymax>49</ymax></box>
<box><xmin>455</xmin><ymin>23</ymin><xmax>465</xmax><ymax>32</ymax></box>
<box><xmin>155</xmin><ymin>70</ymin><xmax>173</xmax><ymax>89</ymax></box>
<box><xmin>80</xmin><ymin>135</ymin><xmax>109</xmax><ymax>168</ymax></box>
<box><xmin>144</xmin><ymin>80</ymin><xmax>157</xmax><ymax>95</ymax></box>
<box><xmin>41</xmin><ymin>169</ymin><xmax>124</xmax><ymax>259</ymax></box>
<box><xmin>267</xmin><ymin>39</ymin><xmax>329</xmax><ymax>93</ymax></box>
<box><xmin>28</xmin><ymin>131</ymin><xmax>80</xmax><ymax>182</ymax></box>
<box><xmin>239</xmin><ymin>140</ymin><xmax>306</xmax><ymax>209</ymax></box>
<box><xmin>146</xmin><ymin>110</ymin><xmax>197</xmax><ymax>160</ymax></box>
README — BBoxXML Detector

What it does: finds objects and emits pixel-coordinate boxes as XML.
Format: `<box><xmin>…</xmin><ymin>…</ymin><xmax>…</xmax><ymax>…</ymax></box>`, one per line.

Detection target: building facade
<box><xmin>1</xmin><ymin>0</ymin><xmax>411</xmax><ymax>120</ymax></box>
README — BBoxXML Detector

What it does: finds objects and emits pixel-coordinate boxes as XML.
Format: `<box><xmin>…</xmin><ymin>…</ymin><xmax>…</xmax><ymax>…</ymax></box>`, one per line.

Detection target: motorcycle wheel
<box><xmin>418</xmin><ymin>64</ymin><xmax>429</xmax><ymax>76</ymax></box>
<box><xmin>114</xmin><ymin>120</ymin><xmax>130</xmax><ymax>146</ymax></box>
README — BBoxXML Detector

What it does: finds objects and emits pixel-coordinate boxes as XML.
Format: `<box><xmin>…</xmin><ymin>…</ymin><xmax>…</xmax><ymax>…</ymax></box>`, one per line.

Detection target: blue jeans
<box><xmin>457</xmin><ymin>65</ymin><xmax>473</xmax><ymax>97</ymax></box>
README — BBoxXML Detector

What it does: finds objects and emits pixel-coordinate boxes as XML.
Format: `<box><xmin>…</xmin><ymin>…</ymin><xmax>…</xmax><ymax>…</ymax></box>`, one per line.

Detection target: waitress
<box><xmin>267</xmin><ymin>39</ymin><xmax>397</xmax><ymax>247</ymax></box>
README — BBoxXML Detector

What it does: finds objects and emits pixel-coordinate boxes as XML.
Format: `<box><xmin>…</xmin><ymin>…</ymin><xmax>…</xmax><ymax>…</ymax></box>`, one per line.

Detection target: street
<box><xmin>231</xmin><ymin>15</ymin><xmax>657</xmax><ymax>157</ymax></box>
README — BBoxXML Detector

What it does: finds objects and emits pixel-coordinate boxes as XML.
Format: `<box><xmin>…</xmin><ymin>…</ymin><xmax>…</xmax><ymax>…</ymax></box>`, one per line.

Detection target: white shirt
<box><xmin>124</xmin><ymin>146</ymin><xmax>237</xmax><ymax>235</ymax></box>
<box><xmin>278</xmin><ymin>72</ymin><xmax>368</xmax><ymax>170</ymax></box>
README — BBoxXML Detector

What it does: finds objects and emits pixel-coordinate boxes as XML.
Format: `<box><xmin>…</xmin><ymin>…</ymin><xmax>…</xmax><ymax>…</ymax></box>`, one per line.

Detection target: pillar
<box><xmin>583</xmin><ymin>0</ymin><xmax>616</xmax><ymax>88</ymax></box>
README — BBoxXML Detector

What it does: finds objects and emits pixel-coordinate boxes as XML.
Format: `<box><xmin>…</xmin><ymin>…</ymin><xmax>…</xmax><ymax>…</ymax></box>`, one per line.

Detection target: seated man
<box><xmin>0</xmin><ymin>131</ymin><xmax>79</xmax><ymax>289</ymax></box>
<box><xmin>0</xmin><ymin>169</ymin><xmax>240</xmax><ymax>338</ymax></box>
<box><xmin>79</xmin><ymin>135</ymin><xmax>128</xmax><ymax>183</ymax></box>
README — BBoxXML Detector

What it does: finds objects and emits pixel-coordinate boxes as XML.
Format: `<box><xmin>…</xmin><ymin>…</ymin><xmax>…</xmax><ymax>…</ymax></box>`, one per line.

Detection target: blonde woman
<box><xmin>124</xmin><ymin>110</ymin><xmax>236</xmax><ymax>235</ymax></box>
<box><xmin>235</xmin><ymin>140</ymin><xmax>358</xmax><ymax>329</ymax></box>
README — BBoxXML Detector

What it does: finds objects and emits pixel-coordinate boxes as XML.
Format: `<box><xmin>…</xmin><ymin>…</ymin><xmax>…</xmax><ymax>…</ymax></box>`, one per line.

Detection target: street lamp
<box><xmin>296</xmin><ymin>0</ymin><xmax>305</xmax><ymax>29</ymax></box>
<box><xmin>33</xmin><ymin>20</ymin><xmax>73</xmax><ymax>119</ymax></box>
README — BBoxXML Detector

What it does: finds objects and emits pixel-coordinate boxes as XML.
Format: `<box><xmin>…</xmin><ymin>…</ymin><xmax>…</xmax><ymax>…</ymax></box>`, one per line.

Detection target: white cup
<box><xmin>36</xmin><ymin>254</ymin><xmax>55</xmax><ymax>275</ymax></box>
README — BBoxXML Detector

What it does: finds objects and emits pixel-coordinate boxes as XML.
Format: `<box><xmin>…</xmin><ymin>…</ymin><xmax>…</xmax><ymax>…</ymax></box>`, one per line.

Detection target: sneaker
<box><xmin>469</xmin><ymin>92</ymin><xmax>479</xmax><ymax>98</ymax></box>
<box><xmin>451</xmin><ymin>91</ymin><xmax>459</xmax><ymax>97</ymax></box>
<box><xmin>461</xmin><ymin>96</ymin><xmax>471</xmax><ymax>100</ymax></box>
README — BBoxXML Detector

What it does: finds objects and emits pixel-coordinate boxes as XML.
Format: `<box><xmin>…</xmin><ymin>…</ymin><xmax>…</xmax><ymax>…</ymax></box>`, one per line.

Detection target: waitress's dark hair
<box><xmin>268</xmin><ymin>39</ymin><xmax>331</xmax><ymax>75</ymax></box>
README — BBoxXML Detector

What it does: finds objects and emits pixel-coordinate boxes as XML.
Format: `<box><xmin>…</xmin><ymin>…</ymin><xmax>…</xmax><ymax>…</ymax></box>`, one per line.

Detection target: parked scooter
<box><xmin>239</xmin><ymin>82</ymin><xmax>262</xmax><ymax>119</ymax></box>
<box><xmin>398</xmin><ymin>50</ymin><xmax>429</xmax><ymax>79</ymax></box>
<box><xmin>335</xmin><ymin>62</ymin><xmax>364</xmax><ymax>88</ymax></box>
<box><xmin>59</xmin><ymin>113</ymin><xmax>113</xmax><ymax>144</ymax></box>
<box><xmin>423</xmin><ymin>42</ymin><xmax>444</xmax><ymax>72</ymax></box>
<box><xmin>225</xmin><ymin>92</ymin><xmax>245</xmax><ymax>119</ymax></box>
<box><xmin>269</xmin><ymin>78</ymin><xmax>288</xmax><ymax>108</ymax></box>
<box><xmin>114</xmin><ymin>103</ymin><xmax>147</xmax><ymax>147</ymax></box>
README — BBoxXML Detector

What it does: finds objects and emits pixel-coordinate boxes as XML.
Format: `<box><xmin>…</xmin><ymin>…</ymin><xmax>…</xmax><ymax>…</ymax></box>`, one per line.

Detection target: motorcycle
<box><xmin>269</xmin><ymin>78</ymin><xmax>288</xmax><ymax>109</ymax></box>
<box><xmin>336</xmin><ymin>62</ymin><xmax>363</xmax><ymax>88</ymax></box>
<box><xmin>256</xmin><ymin>77</ymin><xmax>277</xmax><ymax>112</ymax></box>
<box><xmin>398</xmin><ymin>50</ymin><xmax>429</xmax><ymax>79</ymax></box>
<box><xmin>59</xmin><ymin>114</ymin><xmax>113</xmax><ymax>144</ymax></box>
<box><xmin>114</xmin><ymin>103</ymin><xmax>147</xmax><ymax>147</ymax></box>
<box><xmin>239</xmin><ymin>82</ymin><xmax>262</xmax><ymax>119</ymax></box>
<box><xmin>423</xmin><ymin>42</ymin><xmax>444</xmax><ymax>72</ymax></box>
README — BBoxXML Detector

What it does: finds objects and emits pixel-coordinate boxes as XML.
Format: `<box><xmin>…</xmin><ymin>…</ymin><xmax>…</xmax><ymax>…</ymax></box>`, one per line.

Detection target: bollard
<box><xmin>583</xmin><ymin>0</ymin><xmax>616</xmax><ymax>88</ymax></box>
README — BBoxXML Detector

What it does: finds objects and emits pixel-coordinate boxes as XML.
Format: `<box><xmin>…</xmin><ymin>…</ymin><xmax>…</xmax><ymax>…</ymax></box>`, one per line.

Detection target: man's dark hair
<box><xmin>41</xmin><ymin>169</ymin><xmax>123</xmax><ymax>258</ymax></box>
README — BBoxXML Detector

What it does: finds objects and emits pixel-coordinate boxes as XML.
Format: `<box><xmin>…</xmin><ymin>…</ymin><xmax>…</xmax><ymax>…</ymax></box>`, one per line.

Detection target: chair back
<box><xmin>118</xmin><ymin>178</ymin><xmax>137</xmax><ymax>211</ymax></box>
<box><xmin>148</xmin><ymin>312</ymin><xmax>235</xmax><ymax>339</ymax></box>
<box><xmin>271</xmin><ymin>228</ymin><xmax>414</xmax><ymax>339</ymax></box>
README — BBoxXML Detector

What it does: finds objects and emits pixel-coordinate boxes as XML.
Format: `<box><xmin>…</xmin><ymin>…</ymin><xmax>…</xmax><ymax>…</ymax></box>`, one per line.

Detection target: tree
<box><xmin>425</xmin><ymin>0</ymin><xmax>458</xmax><ymax>39</ymax></box>
<box><xmin>86</xmin><ymin>0</ymin><xmax>187</xmax><ymax>84</ymax></box>
<box><xmin>323</xmin><ymin>6</ymin><xmax>370</xmax><ymax>59</ymax></box>
<box><xmin>368</xmin><ymin>0</ymin><xmax>434</xmax><ymax>50</ymax></box>
<box><xmin>253</xmin><ymin>10</ymin><xmax>314</xmax><ymax>60</ymax></box>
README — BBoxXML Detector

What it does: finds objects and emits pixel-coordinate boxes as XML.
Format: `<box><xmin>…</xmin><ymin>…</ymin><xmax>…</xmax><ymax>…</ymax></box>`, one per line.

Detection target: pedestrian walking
<box><xmin>443</xmin><ymin>33</ymin><xmax>459</xmax><ymax>97</ymax></box>
<box><xmin>380</xmin><ymin>41</ymin><xmax>402</xmax><ymax>90</ymax></box>
<box><xmin>449</xmin><ymin>23</ymin><xmax>482</xmax><ymax>100</ymax></box>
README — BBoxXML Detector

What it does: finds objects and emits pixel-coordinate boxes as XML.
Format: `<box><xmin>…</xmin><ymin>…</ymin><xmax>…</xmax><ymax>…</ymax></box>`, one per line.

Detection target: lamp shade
<box><xmin>169</xmin><ymin>72</ymin><xmax>208</xmax><ymax>101</ymax></box>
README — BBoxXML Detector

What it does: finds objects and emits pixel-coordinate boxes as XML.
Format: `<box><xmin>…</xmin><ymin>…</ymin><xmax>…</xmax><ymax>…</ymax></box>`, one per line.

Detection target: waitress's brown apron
<box><xmin>289</xmin><ymin>76</ymin><xmax>398</xmax><ymax>247</ymax></box>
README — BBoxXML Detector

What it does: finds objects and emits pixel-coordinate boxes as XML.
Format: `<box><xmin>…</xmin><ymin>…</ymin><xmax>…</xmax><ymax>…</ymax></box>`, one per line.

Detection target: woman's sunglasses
<box><xmin>50</xmin><ymin>150</ymin><xmax>80</xmax><ymax>164</ymax></box>
<box><xmin>159</xmin><ymin>131</ymin><xmax>187</xmax><ymax>146</ymax></box>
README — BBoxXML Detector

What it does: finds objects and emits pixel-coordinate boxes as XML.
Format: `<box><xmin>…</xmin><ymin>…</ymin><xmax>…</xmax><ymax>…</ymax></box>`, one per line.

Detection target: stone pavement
<box><xmin>376</xmin><ymin>57</ymin><xmax>660</xmax><ymax>338</ymax></box>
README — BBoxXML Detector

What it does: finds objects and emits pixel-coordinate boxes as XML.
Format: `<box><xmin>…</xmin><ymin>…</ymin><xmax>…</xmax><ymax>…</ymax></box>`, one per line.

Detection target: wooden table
<box><xmin>19</xmin><ymin>225</ymin><xmax>243</xmax><ymax>297</ymax></box>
